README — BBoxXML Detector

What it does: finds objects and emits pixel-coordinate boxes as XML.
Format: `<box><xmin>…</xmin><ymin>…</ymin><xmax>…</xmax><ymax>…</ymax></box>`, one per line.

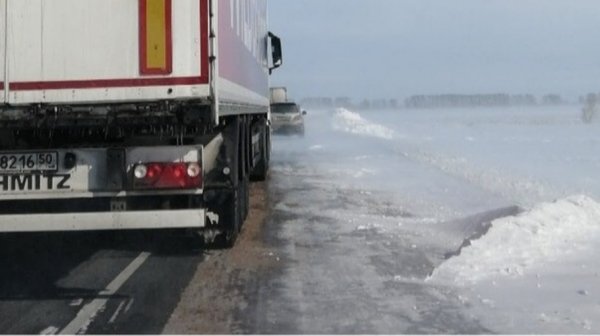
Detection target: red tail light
<box><xmin>133</xmin><ymin>163</ymin><xmax>202</xmax><ymax>190</ymax></box>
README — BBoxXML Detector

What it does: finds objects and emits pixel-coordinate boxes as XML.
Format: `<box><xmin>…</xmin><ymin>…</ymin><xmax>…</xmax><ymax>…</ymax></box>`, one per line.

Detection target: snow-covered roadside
<box><xmin>430</xmin><ymin>195</ymin><xmax>600</xmax><ymax>285</ymax></box>
<box><xmin>320</xmin><ymin>107</ymin><xmax>600</xmax><ymax>333</ymax></box>
<box><xmin>429</xmin><ymin>195</ymin><xmax>600</xmax><ymax>333</ymax></box>
<box><xmin>367</xmin><ymin>106</ymin><xmax>600</xmax><ymax>207</ymax></box>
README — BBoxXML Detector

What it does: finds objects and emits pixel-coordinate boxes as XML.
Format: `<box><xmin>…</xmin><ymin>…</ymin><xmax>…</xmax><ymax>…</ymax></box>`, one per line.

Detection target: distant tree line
<box><xmin>300</xmin><ymin>97</ymin><xmax>401</xmax><ymax>110</ymax></box>
<box><xmin>301</xmin><ymin>93</ymin><xmax>566</xmax><ymax>110</ymax></box>
<box><xmin>405</xmin><ymin>94</ymin><xmax>539</xmax><ymax>108</ymax></box>
<box><xmin>579</xmin><ymin>92</ymin><xmax>600</xmax><ymax>105</ymax></box>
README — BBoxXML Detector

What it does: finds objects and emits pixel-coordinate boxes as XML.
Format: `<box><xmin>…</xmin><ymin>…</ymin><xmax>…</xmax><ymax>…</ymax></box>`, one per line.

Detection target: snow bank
<box><xmin>431</xmin><ymin>195</ymin><xmax>600</xmax><ymax>285</ymax></box>
<box><xmin>332</xmin><ymin>108</ymin><xmax>395</xmax><ymax>140</ymax></box>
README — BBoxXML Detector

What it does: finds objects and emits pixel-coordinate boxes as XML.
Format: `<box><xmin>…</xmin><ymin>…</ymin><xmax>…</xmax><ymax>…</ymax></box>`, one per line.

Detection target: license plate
<box><xmin>0</xmin><ymin>152</ymin><xmax>59</xmax><ymax>173</ymax></box>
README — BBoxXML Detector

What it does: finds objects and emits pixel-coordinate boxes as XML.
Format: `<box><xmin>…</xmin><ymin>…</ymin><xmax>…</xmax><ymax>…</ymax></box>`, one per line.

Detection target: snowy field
<box><xmin>271</xmin><ymin>105</ymin><xmax>600</xmax><ymax>333</ymax></box>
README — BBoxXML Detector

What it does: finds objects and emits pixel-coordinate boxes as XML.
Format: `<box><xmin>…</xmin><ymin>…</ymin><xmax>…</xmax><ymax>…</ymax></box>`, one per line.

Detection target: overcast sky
<box><xmin>269</xmin><ymin>0</ymin><xmax>600</xmax><ymax>100</ymax></box>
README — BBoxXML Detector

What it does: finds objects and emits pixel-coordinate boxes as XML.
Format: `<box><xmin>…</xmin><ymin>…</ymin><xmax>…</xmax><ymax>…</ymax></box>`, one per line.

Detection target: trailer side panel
<box><xmin>4</xmin><ymin>0</ymin><xmax>210</xmax><ymax>105</ymax></box>
<box><xmin>217</xmin><ymin>0</ymin><xmax>270</xmax><ymax>111</ymax></box>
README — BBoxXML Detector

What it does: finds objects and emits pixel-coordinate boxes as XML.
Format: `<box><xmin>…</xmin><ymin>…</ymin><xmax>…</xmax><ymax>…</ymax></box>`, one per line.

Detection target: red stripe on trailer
<box><xmin>9</xmin><ymin>0</ymin><xmax>209</xmax><ymax>91</ymax></box>
<box><xmin>0</xmin><ymin>82</ymin><xmax>4</xmax><ymax>90</ymax></box>
<box><xmin>10</xmin><ymin>77</ymin><xmax>205</xmax><ymax>91</ymax></box>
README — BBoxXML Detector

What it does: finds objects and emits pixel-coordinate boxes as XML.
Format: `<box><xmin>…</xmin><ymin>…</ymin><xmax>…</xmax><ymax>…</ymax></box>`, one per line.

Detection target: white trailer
<box><xmin>0</xmin><ymin>0</ymin><xmax>283</xmax><ymax>246</ymax></box>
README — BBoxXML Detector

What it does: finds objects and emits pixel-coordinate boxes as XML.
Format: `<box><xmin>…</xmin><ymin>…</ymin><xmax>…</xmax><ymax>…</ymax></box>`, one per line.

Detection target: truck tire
<box><xmin>266</xmin><ymin>127</ymin><xmax>271</xmax><ymax>163</ymax></box>
<box><xmin>240</xmin><ymin>118</ymin><xmax>250</xmax><ymax>222</ymax></box>
<box><xmin>251</xmin><ymin>120</ymin><xmax>269</xmax><ymax>181</ymax></box>
<box><xmin>241</xmin><ymin>175</ymin><xmax>250</xmax><ymax>222</ymax></box>
<box><xmin>213</xmin><ymin>117</ymin><xmax>245</xmax><ymax>248</ymax></box>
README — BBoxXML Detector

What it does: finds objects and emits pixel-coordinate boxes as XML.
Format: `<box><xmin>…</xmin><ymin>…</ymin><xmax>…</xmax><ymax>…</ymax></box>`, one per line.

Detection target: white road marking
<box><xmin>108</xmin><ymin>300</ymin><xmax>126</xmax><ymax>324</ymax></box>
<box><xmin>123</xmin><ymin>298</ymin><xmax>135</xmax><ymax>313</ymax></box>
<box><xmin>69</xmin><ymin>298</ymin><xmax>84</xmax><ymax>307</ymax></box>
<box><xmin>59</xmin><ymin>252</ymin><xmax>151</xmax><ymax>335</ymax></box>
<box><xmin>40</xmin><ymin>326</ymin><xmax>59</xmax><ymax>335</ymax></box>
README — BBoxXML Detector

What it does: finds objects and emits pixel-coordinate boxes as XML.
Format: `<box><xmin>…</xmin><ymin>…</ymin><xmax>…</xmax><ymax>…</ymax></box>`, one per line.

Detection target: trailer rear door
<box><xmin>4</xmin><ymin>0</ymin><xmax>209</xmax><ymax>106</ymax></box>
<box><xmin>0</xmin><ymin>0</ymin><xmax>6</xmax><ymax>104</ymax></box>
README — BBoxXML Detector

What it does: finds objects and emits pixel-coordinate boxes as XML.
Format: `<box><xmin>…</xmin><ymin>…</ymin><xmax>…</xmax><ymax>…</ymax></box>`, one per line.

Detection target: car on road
<box><xmin>271</xmin><ymin>102</ymin><xmax>306</xmax><ymax>136</ymax></box>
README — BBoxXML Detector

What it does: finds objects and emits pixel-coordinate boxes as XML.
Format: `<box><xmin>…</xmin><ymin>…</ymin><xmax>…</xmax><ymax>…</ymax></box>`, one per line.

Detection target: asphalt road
<box><xmin>0</xmin><ymin>179</ymin><xmax>516</xmax><ymax>335</ymax></box>
<box><xmin>0</xmin><ymin>131</ymin><xmax>520</xmax><ymax>334</ymax></box>
<box><xmin>0</xmin><ymin>229</ymin><xmax>206</xmax><ymax>334</ymax></box>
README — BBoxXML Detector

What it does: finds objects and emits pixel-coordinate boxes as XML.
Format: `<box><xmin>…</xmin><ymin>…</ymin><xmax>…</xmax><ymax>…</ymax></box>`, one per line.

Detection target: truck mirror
<box><xmin>268</xmin><ymin>32</ymin><xmax>283</xmax><ymax>75</ymax></box>
<box><xmin>302</xmin><ymin>110</ymin><xmax>307</xmax><ymax>116</ymax></box>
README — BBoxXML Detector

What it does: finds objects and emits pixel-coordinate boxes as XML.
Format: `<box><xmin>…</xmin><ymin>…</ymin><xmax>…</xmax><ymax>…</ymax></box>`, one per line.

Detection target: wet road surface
<box><xmin>0</xmin><ymin>113</ymin><xmax>520</xmax><ymax>334</ymax></box>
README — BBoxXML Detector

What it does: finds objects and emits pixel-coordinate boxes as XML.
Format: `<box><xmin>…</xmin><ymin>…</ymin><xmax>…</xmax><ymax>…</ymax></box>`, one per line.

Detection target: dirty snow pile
<box><xmin>431</xmin><ymin>195</ymin><xmax>600</xmax><ymax>285</ymax></box>
<box><xmin>332</xmin><ymin>108</ymin><xmax>395</xmax><ymax>140</ymax></box>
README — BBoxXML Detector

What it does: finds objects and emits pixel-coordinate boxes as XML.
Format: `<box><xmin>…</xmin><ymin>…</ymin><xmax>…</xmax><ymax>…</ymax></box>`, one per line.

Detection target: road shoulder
<box><xmin>163</xmin><ymin>182</ymin><xmax>277</xmax><ymax>334</ymax></box>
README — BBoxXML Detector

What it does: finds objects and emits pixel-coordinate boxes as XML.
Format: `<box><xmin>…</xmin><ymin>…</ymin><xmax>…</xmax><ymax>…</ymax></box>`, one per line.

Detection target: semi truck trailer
<box><xmin>0</xmin><ymin>0</ymin><xmax>282</xmax><ymax>246</ymax></box>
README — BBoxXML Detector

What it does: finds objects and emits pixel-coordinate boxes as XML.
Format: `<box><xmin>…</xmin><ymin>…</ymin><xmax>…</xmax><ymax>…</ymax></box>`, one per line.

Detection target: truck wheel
<box><xmin>240</xmin><ymin>118</ymin><xmax>250</xmax><ymax>222</ymax></box>
<box><xmin>266</xmin><ymin>128</ymin><xmax>271</xmax><ymax>163</ymax></box>
<box><xmin>251</xmin><ymin>121</ymin><xmax>269</xmax><ymax>181</ymax></box>
<box><xmin>240</xmin><ymin>175</ymin><xmax>250</xmax><ymax>224</ymax></box>
<box><xmin>212</xmin><ymin>117</ymin><xmax>244</xmax><ymax>248</ymax></box>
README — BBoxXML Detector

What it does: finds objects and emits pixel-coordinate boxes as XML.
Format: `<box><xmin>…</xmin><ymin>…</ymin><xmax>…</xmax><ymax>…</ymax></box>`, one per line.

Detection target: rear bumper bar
<box><xmin>0</xmin><ymin>209</ymin><xmax>206</xmax><ymax>233</ymax></box>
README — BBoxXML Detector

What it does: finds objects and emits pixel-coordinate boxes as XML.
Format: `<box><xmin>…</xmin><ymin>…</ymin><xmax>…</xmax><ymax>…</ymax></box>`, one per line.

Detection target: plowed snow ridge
<box><xmin>431</xmin><ymin>195</ymin><xmax>600</xmax><ymax>285</ymax></box>
<box><xmin>332</xmin><ymin>108</ymin><xmax>395</xmax><ymax>140</ymax></box>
